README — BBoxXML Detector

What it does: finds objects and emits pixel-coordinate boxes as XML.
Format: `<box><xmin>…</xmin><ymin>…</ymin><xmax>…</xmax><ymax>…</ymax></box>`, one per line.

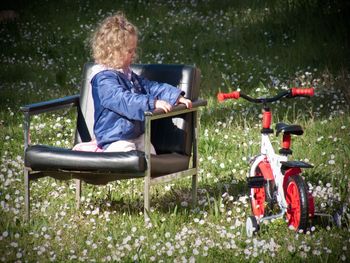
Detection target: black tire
<box><xmin>285</xmin><ymin>175</ymin><xmax>309</xmax><ymax>231</ymax></box>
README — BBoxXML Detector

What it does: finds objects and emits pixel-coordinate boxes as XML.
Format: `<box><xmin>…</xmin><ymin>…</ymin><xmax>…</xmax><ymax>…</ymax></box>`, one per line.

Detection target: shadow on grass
<box><xmin>78</xmin><ymin>174</ymin><xmax>349</xmax><ymax>231</ymax></box>
<box><xmin>80</xmin><ymin>176</ymin><xmax>248</xmax><ymax>219</ymax></box>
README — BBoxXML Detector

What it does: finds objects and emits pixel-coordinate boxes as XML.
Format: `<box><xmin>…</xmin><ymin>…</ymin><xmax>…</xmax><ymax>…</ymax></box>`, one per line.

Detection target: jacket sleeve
<box><xmin>136</xmin><ymin>75</ymin><xmax>183</xmax><ymax>106</ymax></box>
<box><xmin>92</xmin><ymin>71</ymin><xmax>156</xmax><ymax>121</ymax></box>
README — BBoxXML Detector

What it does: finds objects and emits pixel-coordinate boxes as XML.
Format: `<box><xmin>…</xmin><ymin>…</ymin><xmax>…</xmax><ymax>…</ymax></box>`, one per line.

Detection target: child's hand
<box><xmin>155</xmin><ymin>99</ymin><xmax>172</xmax><ymax>113</ymax></box>
<box><xmin>177</xmin><ymin>96</ymin><xmax>192</xmax><ymax>109</ymax></box>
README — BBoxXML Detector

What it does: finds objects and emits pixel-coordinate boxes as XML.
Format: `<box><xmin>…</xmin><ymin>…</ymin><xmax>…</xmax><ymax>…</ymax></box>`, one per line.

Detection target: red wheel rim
<box><xmin>251</xmin><ymin>185</ymin><xmax>265</xmax><ymax>218</ymax></box>
<box><xmin>286</xmin><ymin>181</ymin><xmax>301</xmax><ymax>228</ymax></box>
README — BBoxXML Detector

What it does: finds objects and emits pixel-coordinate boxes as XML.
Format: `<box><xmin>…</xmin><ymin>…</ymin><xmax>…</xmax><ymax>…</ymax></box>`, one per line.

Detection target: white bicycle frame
<box><xmin>249</xmin><ymin>133</ymin><xmax>288</xmax><ymax>215</ymax></box>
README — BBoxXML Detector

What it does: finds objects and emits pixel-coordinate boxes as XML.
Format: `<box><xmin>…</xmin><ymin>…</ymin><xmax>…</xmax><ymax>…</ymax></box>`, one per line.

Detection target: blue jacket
<box><xmin>91</xmin><ymin>69</ymin><xmax>182</xmax><ymax>149</ymax></box>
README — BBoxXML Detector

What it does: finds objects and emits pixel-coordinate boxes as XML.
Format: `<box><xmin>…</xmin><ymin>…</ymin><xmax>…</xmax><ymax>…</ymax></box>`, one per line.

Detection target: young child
<box><xmin>89</xmin><ymin>12</ymin><xmax>192</xmax><ymax>154</ymax></box>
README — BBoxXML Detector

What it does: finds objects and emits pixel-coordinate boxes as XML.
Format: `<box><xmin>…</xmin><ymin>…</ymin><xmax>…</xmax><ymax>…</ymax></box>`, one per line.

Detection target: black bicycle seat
<box><xmin>275</xmin><ymin>122</ymin><xmax>303</xmax><ymax>136</ymax></box>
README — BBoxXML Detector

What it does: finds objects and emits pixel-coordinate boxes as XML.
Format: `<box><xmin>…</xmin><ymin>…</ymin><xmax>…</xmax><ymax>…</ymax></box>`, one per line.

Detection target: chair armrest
<box><xmin>20</xmin><ymin>94</ymin><xmax>80</xmax><ymax>116</ymax></box>
<box><xmin>143</xmin><ymin>98</ymin><xmax>206</xmax><ymax>165</ymax></box>
<box><xmin>145</xmin><ymin>98</ymin><xmax>207</xmax><ymax>119</ymax></box>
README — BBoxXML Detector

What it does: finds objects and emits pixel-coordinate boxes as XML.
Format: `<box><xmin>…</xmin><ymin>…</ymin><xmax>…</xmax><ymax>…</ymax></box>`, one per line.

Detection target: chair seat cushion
<box><xmin>25</xmin><ymin>145</ymin><xmax>190</xmax><ymax>179</ymax></box>
<box><xmin>25</xmin><ymin>145</ymin><xmax>146</xmax><ymax>173</ymax></box>
<box><xmin>151</xmin><ymin>153</ymin><xmax>190</xmax><ymax>177</ymax></box>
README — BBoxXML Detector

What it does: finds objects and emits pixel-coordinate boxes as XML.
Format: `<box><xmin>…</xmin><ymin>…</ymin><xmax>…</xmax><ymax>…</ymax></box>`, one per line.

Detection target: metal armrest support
<box><xmin>21</xmin><ymin>94</ymin><xmax>80</xmax><ymax>150</ymax></box>
<box><xmin>142</xmin><ymin>98</ymin><xmax>206</xmax><ymax>213</ymax></box>
<box><xmin>143</xmin><ymin>98</ymin><xmax>207</xmax><ymax>170</ymax></box>
<box><xmin>20</xmin><ymin>94</ymin><xmax>80</xmax><ymax>116</ymax></box>
<box><xmin>143</xmin><ymin>98</ymin><xmax>207</xmax><ymax>155</ymax></box>
<box><xmin>21</xmin><ymin>94</ymin><xmax>80</xmax><ymax>221</ymax></box>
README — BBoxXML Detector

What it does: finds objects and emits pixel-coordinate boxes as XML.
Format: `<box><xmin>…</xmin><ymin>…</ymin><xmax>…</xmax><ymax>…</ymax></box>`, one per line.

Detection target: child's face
<box><xmin>123</xmin><ymin>35</ymin><xmax>137</xmax><ymax>68</ymax></box>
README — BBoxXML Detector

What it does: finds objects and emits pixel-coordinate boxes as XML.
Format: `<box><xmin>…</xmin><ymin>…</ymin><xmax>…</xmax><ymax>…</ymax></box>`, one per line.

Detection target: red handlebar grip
<box><xmin>217</xmin><ymin>91</ymin><xmax>240</xmax><ymax>102</ymax></box>
<box><xmin>291</xmin><ymin>87</ymin><xmax>314</xmax><ymax>97</ymax></box>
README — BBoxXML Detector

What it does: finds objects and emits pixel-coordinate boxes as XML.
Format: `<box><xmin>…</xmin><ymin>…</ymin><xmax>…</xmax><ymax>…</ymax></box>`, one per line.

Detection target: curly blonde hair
<box><xmin>91</xmin><ymin>12</ymin><xmax>138</xmax><ymax>69</ymax></box>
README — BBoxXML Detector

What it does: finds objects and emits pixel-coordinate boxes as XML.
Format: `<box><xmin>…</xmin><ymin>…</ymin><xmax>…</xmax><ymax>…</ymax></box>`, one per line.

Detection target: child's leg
<box><xmin>104</xmin><ymin>140</ymin><xmax>136</xmax><ymax>152</ymax></box>
<box><xmin>104</xmin><ymin>136</ymin><xmax>156</xmax><ymax>154</ymax></box>
<box><xmin>134</xmin><ymin>135</ymin><xmax>157</xmax><ymax>155</ymax></box>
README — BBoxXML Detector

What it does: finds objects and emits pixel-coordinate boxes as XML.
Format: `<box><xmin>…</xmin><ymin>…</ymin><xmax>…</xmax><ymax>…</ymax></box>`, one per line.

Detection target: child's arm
<box><xmin>92</xmin><ymin>71</ymin><xmax>156</xmax><ymax>121</ymax></box>
<box><xmin>136</xmin><ymin>75</ymin><xmax>183</xmax><ymax>106</ymax></box>
<box><xmin>177</xmin><ymin>96</ymin><xmax>192</xmax><ymax>109</ymax></box>
<box><xmin>154</xmin><ymin>96</ymin><xmax>192</xmax><ymax>113</ymax></box>
<box><xmin>154</xmin><ymin>100</ymin><xmax>172</xmax><ymax>113</ymax></box>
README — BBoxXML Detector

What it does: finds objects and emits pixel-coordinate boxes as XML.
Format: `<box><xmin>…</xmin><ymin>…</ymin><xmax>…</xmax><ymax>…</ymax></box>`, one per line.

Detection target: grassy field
<box><xmin>1</xmin><ymin>0</ymin><xmax>350</xmax><ymax>262</ymax></box>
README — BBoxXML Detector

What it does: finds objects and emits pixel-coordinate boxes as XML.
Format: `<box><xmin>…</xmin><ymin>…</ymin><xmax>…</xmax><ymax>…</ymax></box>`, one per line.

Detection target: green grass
<box><xmin>1</xmin><ymin>0</ymin><xmax>350</xmax><ymax>262</ymax></box>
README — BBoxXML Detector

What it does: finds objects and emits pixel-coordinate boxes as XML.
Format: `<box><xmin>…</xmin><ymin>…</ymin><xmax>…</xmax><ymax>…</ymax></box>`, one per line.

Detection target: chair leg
<box><xmin>144</xmin><ymin>177</ymin><xmax>150</xmax><ymax>222</ymax></box>
<box><xmin>75</xmin><ymin>179</ymin><xmax>81</xmax><ymax>209</ymax></box>
<box><xmin>23</xmin><ymin>112</ymin><xmax>31</xmax><ymax>221</ymax></box>
<box><xmin>144</xmin><ymin>115</ymin><xmax>151</xmax><ymax>222</ymax></box>
<box><xmin>192</xmin><ymin>174</ymin><xmax>198</xmax><ymax>208</ymax></box>
<box><xmin>192</xmin><ymin>110</ymin><xmax>198</xmax><ymax>208</ymax></box>
<box><xmin>24</xmin><ymin>169</ymin><xmax>30</xmax><ymax>221</ymax></box>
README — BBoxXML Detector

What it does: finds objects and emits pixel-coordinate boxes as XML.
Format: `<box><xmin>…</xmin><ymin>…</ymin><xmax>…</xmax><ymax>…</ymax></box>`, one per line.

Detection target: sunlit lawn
<box><xmin>1</xmin><ymin>0</ymin><xmax>349</xmax><ymax>262</ymax></box>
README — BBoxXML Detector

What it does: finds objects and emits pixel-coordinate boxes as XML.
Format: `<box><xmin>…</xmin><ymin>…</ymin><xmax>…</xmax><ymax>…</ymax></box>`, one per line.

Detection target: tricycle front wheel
<box><xmin>250</xmin><ymin>166</ymin><xmax>275</xmax><ymax>218</ymax></box>
<box><xmin>246</xmin><ymin>216</ymin><xmax>259</xmax><ymax>237</ymax></box>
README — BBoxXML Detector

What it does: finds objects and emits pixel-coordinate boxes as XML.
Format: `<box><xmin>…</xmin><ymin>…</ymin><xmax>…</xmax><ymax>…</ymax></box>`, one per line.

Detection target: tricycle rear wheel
<box><xmin>285</xmin><ymin>175</ymin><xmax>309</xmax><ymax>231</ymax></box>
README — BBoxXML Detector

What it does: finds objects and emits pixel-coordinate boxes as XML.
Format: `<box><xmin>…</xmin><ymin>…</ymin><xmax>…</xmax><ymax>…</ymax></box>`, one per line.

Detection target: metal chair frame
<box><xmin>22</xmin><ymin>93</ymin><xmax>206</xmax><ymax>221</ymax></box>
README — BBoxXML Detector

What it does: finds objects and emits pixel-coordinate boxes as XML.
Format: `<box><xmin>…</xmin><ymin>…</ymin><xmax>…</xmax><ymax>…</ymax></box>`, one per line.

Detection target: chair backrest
<box><xmin>74</xmin><ymin>63</ymin><xmax>201</xmax><ymax>155</ymax></box>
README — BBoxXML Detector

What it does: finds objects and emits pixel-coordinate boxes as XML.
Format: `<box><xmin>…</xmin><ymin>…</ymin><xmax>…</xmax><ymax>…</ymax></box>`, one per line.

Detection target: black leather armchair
<box><xmin>21</xmin><ymin>63</ymin><xmax>207</xmax><ymax>221</ymax></box>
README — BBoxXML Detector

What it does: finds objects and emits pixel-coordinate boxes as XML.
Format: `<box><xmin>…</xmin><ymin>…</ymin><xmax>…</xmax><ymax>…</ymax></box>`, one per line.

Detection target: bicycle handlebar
<box><xmin>217</xmin><ymin>87</ymin><xmax>314</xmax><ymax>104</ymax></box>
